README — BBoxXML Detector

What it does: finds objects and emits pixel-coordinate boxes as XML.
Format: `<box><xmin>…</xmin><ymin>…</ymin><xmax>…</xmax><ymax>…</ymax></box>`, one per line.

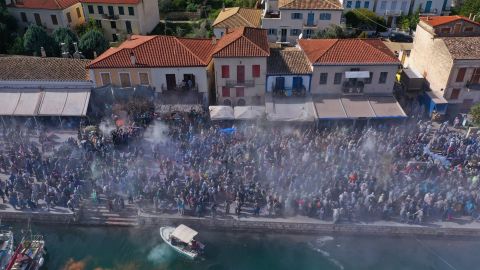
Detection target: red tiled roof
<box><xmin>79</xmin><ymin>0</ymin><xmax>141</xmax><ymax>4</ymax></box>
<box><xmin>8</xmin><ymin>0</ymin><xmax>79</xmax><ymax>10</ymax></box>
<box><xmin>298</xmin><ymin>39</ymin><xmax>400</xmax><ymax>65</ymax></box>
<box><xmin>279</xmin><ymin>0</ymin><xmax>343</xmax><ymax>10</ymax></box>
<box><xmin>213</xmin><ymin>27</ymin><xmax>270</xmax><ymax>58</ymax></box>
<box><xmin>87</xmin><ymin>35</ymin><xmax>216</xmax><ymax>69</ymax></box>
<box><xmin>420</xmin><ymin>15</ymin><xmax>480</xmax><ymax>27</ymax></box>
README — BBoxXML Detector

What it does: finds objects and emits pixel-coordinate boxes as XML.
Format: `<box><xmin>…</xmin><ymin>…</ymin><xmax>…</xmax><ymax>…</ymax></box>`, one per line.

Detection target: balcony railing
<box><xmin>304</xmin><ymin>22</ymin><xmax>317</xmax><ymax>27</ymax></box>
<box><xmin>342</xmin><ymin>81</ymin><xmax>364</xmax><ymax>94</ymax></box>
<box><xmin>384</xmin><ymin>10</ymin><xmax>403</xmax><ymax>16</ymax></box>
<box><xmin>225</xmin><ymin>80</ymin><xmax>255</xmax><ymax>87</ymax></box>
<box><xmin>419</xmin><ymin>8</ymin><xmax>439</xmax><ymax>15</ymax></box>
<box><xmin>272</xmin><ymin>85</ymin><xmax>306</xmax><ymax>97</ymax></box>
<box><xmin>467</xmin><ymin>82</ymin><xmax>480</xmax><ymax>91</ymax></box>
<box><xmin>161</xmin><ymin>83</ymin><xmax>198</xmax><ymax>92</ymax></box>
<box><xmin>102</xmin><ymin>14</ymin><xmax>119</xmax><ymax>20</ymax></box>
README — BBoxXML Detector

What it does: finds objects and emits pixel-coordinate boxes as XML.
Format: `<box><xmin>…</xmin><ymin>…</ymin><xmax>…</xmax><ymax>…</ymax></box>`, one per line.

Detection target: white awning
<box><xmin>234</xmin><ymin>106</ymin><xmax>265</xmax><ymax>120</ymax></box>
<box><xmin>171</xmin><ymin>224</ymin><xmax>198</xmax><ymax>244</ymax></box>
<box><xmin>209</xmin><ymin>106</ymin><xmax>234</xmax><ymax>120</ymax></box>
<box><xmin>38</xmin><ymin>89</ymin><xmax>90</xmax><ymax>116</ymax></box>
<box><xmin>345</xmin><ymin>71</ymin><xmax>370</xmax><ymax>79</ymax></box>
<box><xmin>0</xmin><ymin>91</ymin><xmax>21</xmax><ymax>115</ymax></box>
<box><xmin>14</xmin><ymin>90</ymin><xmax>42</xmax><ymax>116</ymax></box>
<box><xmin>265</xmin><ymin>95</ymin><xmax>317</xmax><ymax>122</ymax></box>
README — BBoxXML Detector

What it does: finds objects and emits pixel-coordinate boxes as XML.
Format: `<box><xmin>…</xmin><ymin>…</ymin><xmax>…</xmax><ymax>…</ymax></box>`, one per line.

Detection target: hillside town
<box><xmin>0</xmin><ymin>0</ymin><xmax>480</xmax><ymax>268</ymax></box>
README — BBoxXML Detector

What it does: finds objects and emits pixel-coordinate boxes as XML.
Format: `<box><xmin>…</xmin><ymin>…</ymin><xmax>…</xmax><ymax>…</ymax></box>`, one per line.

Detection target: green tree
<box><xmin>470</xmin><ymin>103</ymin><xmax>480</xmax><ymax>126</ymax></box>
<box><xmin>345</xmin><ymin>8</ymin><xmax>387</xmax><ymax>32</ymax></box>
<box><xmin>315</xmin><ymin>25</ymin><xmax>348</xmax><ymax>38</ymax></box>
<box><xmin>458</xmin><ymin>0</ymin><xmax>480</xmax><ymax>22</ymax></box>
<box><xmin>0</xmin><ymin>1</ymin><xmax>18</xmax><ymax>53</ymax></box>
<box><xmin>23</xmin><ymin>25</ymin><xmax>59</xmax><ymax>57</ymax></box>
<box><xmin>7</xmin><ymin>36</ymin><xmax>26</xmax><ymax>55</ymax></box>
<box><xmin>79</xmin><ymin>29</ymin><xmax>109</xmax><ymax>59</ymax></box>
<box><xmin>52</xmin><ymin>27</ymin><xmax>78</xmax><ymax>54</ymax></box>
<box><xmin>74</xmin><ymin>18</ymin><xmax>101</xmax><ymax>37</ymax></box>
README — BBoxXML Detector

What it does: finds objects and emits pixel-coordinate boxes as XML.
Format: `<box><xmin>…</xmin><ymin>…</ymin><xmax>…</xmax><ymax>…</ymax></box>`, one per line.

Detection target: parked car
<box><xmin>389</xmin><ymin>32</ymin><xmax>413</xmax><ymax>43</ymax></box>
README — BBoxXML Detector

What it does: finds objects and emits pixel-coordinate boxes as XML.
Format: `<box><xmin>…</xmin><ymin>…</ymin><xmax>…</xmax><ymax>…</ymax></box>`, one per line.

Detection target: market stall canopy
<box><xmin>0</xmin><ymin>89</ymin><xmax>90</xmax><ymax>116</ymax></box>
<box><xmin>265</xmin><ymin>95</ymin><xmax>316</xmax><ymax>122</ymax></box>
<box><xmin>340</xmin><ymin>96</ymin><xmax>376</xmax><ymax>118</ymax></box>
<box><xmin>426</xmin><ymin>91</ymin><xmax>448</xmax><ymax>104</ymax></box>
<box><xmin>234</xmin><ymin>106</ymin><xmax>265</xmax><ymax>120</ymax></box>
<box><xmin>209</xmin><ymin>106</ymin><xmax>234</xmax><ymax>120</ymax></box>
<box><xmin>313</xmin><ymin>96</ymin><xmax>347</xmax><ymax>119</ymax></box>
<box><xmin>368</xmin><ymin>96</ymin><xmax>407</xmax><ymax>118</ymax></box>
<box><xmin>171</xmin><ymin>225</ymin><xmax>198</xmax><ymax>244</ymax></box>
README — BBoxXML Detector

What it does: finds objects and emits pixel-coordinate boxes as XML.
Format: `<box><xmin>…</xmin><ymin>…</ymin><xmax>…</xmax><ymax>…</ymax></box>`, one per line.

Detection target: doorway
<box><xmin>237</xmin><ymin>65</ymin><xmax>245</xmax><ymax>83</ymax></box>
<box><xmin>166</xmin><ymin>74</ymin><xmax>176</xmax><ymax>90</ymax></box>
<box><xmin>281</xmin><ymin>29</ymin><xmax>287</xmax><ymax>42</ymax></box>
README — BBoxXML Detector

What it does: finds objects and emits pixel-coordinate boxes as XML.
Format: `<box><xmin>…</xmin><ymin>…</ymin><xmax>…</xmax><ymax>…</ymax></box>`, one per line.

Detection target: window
<box><xmin>303</xmin><ymin>29</ymin><xmax>313</xmax><ymax>38</ymax></box>
<box><xmin>379</xmin><ymin>72</ymin><xmax>388</xmax><ymax>84</ymax></box>
<box><xmin>66</xmin><ymin>12</ymin><xmax>72</xmax><ymax>23</ymax></box>
<box><xmin>346</xmin><ymin>1</ymin><xmax>352</xmax><ymax>8</ymax></box>
<box><xmin>20</xmin><ymin>12</ymin><xmax>27</xmax><ymax>22</ymax></box>
<box><xmin>380</xmin><ymin>1</ymin><xmax>387</xmax><ymax>10</ymax></box>
<box><xmin>76</xmin><ymin>7</ymin><xmax>82</xmax><ymax>18</ymax></box>
<box><xmin>98</xmin><ymin>6</ymin><xmax>104</xmax><ymax>14</ymax></box>
<box><xmin>391</xmin><ymin>1</ymin><xmax>397</xmax><ymax>10</ymax></box>
<box><xmin>268</xmin><ymin>28</ymin><xmax>277</xmax><ymax>35</ymax></box>
<box><xmin>334</xmin><ymin>73</ymin><xmax>342</xmax><ymax>85</ymax></box>
<box><xmin>319</xmin><ymin>73</ymin><xmax>328</xmax><ymax>84</ymax></box>
<box><xmin>236</xmin><ymin>87</ymin><xmax>244</xmax><ymax>97</ymax></box>
<box><xmin>100</xmin><ymin>73</ymin><xmax>111</xmax><ymax>86</ymax></box>
<box><xmin>355</xmin><ymin>1</ymin><xmax>361</xmax><ymax>8</ymax></box>
<box><xmin>112</xmin><ymin>34</ymin><xmax>118</xmax><ymax>42</ymax></box>
<box><xmin>119</xmin><ymin>6</ymin><xmax>125</xmax><ymax>15</ymax></box>
<box><xmin>401</xmin><ymin>1</ymin><xmax>408</xmax><ymax>12</ymax></box>
<box><xmin>125</xmin><ymin>21</ymin><xmax>132</xmax><ymax>34</ymax></box>
<box><xmin>108</xmin><ymin>6</ymin><xmax>114</xmax><ymax>16</ymax></box>
<box><xmin>110</xmin><ymin>21</ymin><xmax>116</xmax><ymax>29</ymax></box>
<box><xmin>128</xmin><ymin>7</ymin><xmax>134</xmax><ymax>16</ymax></box>
<box><xmin>51</xmin><ymin>15</ymin><xmax>58</xmax><ymax>25</ymax></box>
<box><xmin>120</xmin><ymin>73</ymin><xmax>131</xmax><ymax>87</ymax></box>
<box><xmin>96</xmin><ymin>20</ymin><xmax>102</xmax><ymax>28</ymax></box>
<box><xmin>222</xmin><ymin>87</ymin><xmax>230</xmax><ymax>97</ymax></box>
<box><xmin>34</xmin><ymin>13</ymin><xmax>41</xmax><ymax>26</ymax></box>
<box><xmin>252</xmin><ymin>65</ymin><xmax>260</xmax><ymax>77</ymax></box>
<box><xmin>464</xmin><ymin>27</ymin><xmax>474</xmax><ymax>32</ymax></box>
<box><xmin>88</xmin><ymin>5</ymin><xmax>94</xmax><ymax>14</ymax></box>
<box><xmin>221</xmin><ymin>65</ymin><xmax>229</xmax><ymax>78</ymax></box>
<box><xmin>441</xmin><ymin>27</ymin><xmax>450</xmax><ymax>33</ymax></box>
<box><xmin>139</xmin><ymin>73</ymin><xmax>149</xmax><ymax>85</ymax></box>
<box><xmin>456</xmin><ymin>68</ymin><xmax>466</xmax><ymax>82</ymax></box>
<box><xmin>450</xmin><ymin>88</ymin><xmax>460</xmax><ymax>100</ymax></box>
<box><xmin>319</xmin><ymin>13</ymin><xmax>331</xmax><ymax>20</ymax></box>
<box><xmin>291</xmin><ymin>13</ymin><xmax>302</xmax><ymax>19</ymax></box>
<box><xmin>471</xmin><ymin>68</ymin><xmax>480</xmax><ymax>84</ymax></box>
<box><xmin>364</xmin><ymin>1</ymin><xmax>370</xmax><ymax>8</ymax></box>
<box><xmin>365</xmin><ymin>72</ymin><xmax>373</xmax><ymax>84</ymax></box>
<box><xmin>290</xmin><ymin>29</ymin><xmax>301</xmax><ymax>36</ymax></box>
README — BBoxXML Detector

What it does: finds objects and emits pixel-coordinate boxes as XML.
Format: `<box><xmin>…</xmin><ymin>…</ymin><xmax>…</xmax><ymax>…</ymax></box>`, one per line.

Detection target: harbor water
<box><xmin>13</xmin><ymin>224</ymin><xmax>480</xmax><ymax>270</ymax></box>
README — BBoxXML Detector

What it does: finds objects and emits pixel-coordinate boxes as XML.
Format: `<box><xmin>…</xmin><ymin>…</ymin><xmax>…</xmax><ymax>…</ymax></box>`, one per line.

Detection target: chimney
<box><xmin>93</xmin><ymin>51</ymin><xmax>98</xmax><ymax>59</ymax></box>
<box><xmin>211</xmin><ymin>36</ymin><xmax>217</xmax><ymax>45</ymax></box>
<box><xmin>40</xmin><ymin>47</ymin><xmax>46</xmax><ymax>58</ymax></box>
<box><xmin>130</xmin><ymin>51</ymin><xmax>136</xmax><ymax>65</ymax></box>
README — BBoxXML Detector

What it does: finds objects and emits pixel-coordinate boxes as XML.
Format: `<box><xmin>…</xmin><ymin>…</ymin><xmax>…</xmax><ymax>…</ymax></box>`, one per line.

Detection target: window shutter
<box><xmin>252</xmin><ymin>65</ymin><xmax>260</xmax><ymax>77</ymax></box>
<box><xmin>222</xmin><ymin>65</ymin><xmax>229</xmax><ymax>78</ymax></box>
<box><xmin>222</xmin><ymin>87</ymin><xmax>230</xmax><ymax>97</ymax></box>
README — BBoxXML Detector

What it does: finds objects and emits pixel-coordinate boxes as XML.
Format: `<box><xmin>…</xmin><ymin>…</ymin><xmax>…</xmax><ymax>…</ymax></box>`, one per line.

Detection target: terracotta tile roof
<box><xmin>79</xmin><ymin>0</ymin><xmax>141</xmax><ymax>4</ymax></box>
<box><xmin>87</xmin><ymin>35</ymin><xmax>215</xmax><ymax>69</ymax></box>
<box><xmin>442</xmin><ymin>37</ymin><xmax>480</xmax><ymax>60</ymax></box>
<box><xmin>213</xmin><ymin>8</ymin><xmax>262</xmax><ymax>28</ymax></box>
<box><xmin>0</xmin><ymin>55</ymin><xmax>90</xmax><ymax>81</ymax></box>
<box><xmin>213</xmin><ymin>27</ymin><xmax>270</xmax><ymax>58</ymax></box>
<box><xmin>7</xmin><ymin>0</ymin><xmax>79</xmax><ymax>10</ymax></box>
<box><xmin>267</xmin><ymin>48</ymin><xmax>312</xmax><ymax>75</ymax></box>
<box><xmin>420</xmin><ymin>15</ymin><xmax>480</xmax><ymax>27</ymax></box>
<box><xmin>298</xmin><ymin>39</ymin><xmax>400</xmax><ymax>65</ymax></box>
<box><xmin>279</xmin><ymin>0</ymin><xmax>343</xmax><ymax>10</ymax></box>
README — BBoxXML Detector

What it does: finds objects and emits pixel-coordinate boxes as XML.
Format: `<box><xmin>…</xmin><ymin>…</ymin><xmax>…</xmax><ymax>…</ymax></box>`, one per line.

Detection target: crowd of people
<box><xmin>1</xmin><ymin>112</ymin><xmax>480</xmax><ymax>226</ymax></box>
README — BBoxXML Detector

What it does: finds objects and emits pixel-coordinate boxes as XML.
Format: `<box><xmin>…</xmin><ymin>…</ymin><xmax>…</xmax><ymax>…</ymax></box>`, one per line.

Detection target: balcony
<box><xmin>419</xmin><ymin>8</ymin><xmax>439</xmax><ymax>15</ymax></box>
<box><xmin>102</xmin><ymin>14</ymin><xmax>119</xmax><ymax>20</ymax></box>
<box><xmin>342</xmin><ymin>81</ymin><xmax>364</xmax><ymax>95</ymax></box>
<box><xmin>303</xmin><ymin>22</ymin><xmax>317</xmax><ymax>27</ymax></box>
<box><xmin>225</xmin><ymin>80</ymin><xmax>255</xmax><ymax>87</ymax></box>
<box><xmin>384</xmin><ymin>10</ymin><xmax>403</xmax><ymax>16</ymax></box>
<box><xmin>272</xmin><ymin>85</ymin><xmax>306</xmax><ymax>97</ymax></box>
<box><xmin>264</xmin><ymin>11</ymin><xmax>280</xmax><ymax>18</ymax></box>
<box><xmin>161</xmin><ymin>83</ymin><xmax>198</xmax><ymax>92</ymax></box>
<box><xmin>467</xmin><ymin>82</ymin><xmax>480</xmax><ymax>91</ymax></box>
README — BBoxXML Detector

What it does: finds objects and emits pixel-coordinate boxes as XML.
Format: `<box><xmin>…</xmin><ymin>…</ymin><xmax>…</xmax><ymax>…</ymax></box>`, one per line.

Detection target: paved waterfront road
<box><xmin>14</xmin><ymin>225</ymin><xmax>479</xmax><ymax>270</ymax></box>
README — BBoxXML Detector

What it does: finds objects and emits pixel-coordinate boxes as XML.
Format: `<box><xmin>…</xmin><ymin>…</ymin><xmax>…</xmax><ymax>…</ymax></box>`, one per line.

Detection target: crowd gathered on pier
<box><xmin>0</xmin><ymin>110</ymin><xmax>480</xmax><ymax>225</ymax></box>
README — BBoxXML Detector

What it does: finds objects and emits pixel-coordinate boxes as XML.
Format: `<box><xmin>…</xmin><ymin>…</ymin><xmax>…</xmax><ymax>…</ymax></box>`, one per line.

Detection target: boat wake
<box><xmin>309</xmin><ymin>237</ymin><xmax>344</xmax><ymax>270</ymax></box>
<box><xmin>147</xmin><ymin>243</ymin><xmax>175</xmax><ymax>265</ymax></box>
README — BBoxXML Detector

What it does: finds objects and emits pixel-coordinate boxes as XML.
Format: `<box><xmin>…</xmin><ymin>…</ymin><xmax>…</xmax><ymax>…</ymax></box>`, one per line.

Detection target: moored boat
<box><xmin>160</xmin><ymin>224</ymin><xmax>204</xmax><ymax>259</ymax></box>
<box><xmin>0</xmin><ymin>230</ymin><xmax>14</xmax><ymax>270</ymax></box>
<box><xmin>6</xmin><ymin>235</ymin><xmax>45</xmax><ymax>270</ymax></box>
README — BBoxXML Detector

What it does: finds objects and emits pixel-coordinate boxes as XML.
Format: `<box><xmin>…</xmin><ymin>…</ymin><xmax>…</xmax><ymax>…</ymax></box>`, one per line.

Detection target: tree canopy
<box><xmin>79</xmin><ymin>29</ymin><xmax>109</xmax><ymax>59</ymax></box>
<box><xmin>0</xmin><ymin>2</ymin><xmax>18</xmax><ymax>53</ymax></box>
<box><xmin>471</xmin><ymin>103</ymin><xmax>480</xmax><ymax>126</ymax></box>
<box><xmin>53</xmin><ymin>27</ymin><xmax>78</xmax><ymax>54</ymax></box>
<box><xmin>458</xmin><ymin>0</ymin><xmax>480</xmax><ymax>22</ymax></box>
<box><xmin>23</xmin><ymin>25</ymin><xmax>59</xmax><ymax>57</ymax></box>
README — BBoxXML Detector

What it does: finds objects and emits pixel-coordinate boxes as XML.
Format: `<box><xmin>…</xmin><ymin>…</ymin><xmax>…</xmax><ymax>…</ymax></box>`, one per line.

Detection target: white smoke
<box><xmin>98</xmin><ymin>119</ymin><xmax>116</xmax><ymax>136</ymax></box>
<box><xmin>147</xmin><ymin>244</ymin><xmax>174</xmax><ymax>265</ymax></box>
<box><xmin>144</xmin><ymin>120</ymin><xmax>170</xmax><ymax>144</ymax></box>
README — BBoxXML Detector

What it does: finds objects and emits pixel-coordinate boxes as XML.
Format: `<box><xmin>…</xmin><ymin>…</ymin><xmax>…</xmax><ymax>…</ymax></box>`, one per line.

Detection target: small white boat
<box><xmin>0</xmin><ymin>230</ymin><xmax>14</xmax><ymax>270</ymax></box>
<box><xmin>160</xmin><ymin>224</ymin><xmax>204</xmax><ymax>259</ymax></box>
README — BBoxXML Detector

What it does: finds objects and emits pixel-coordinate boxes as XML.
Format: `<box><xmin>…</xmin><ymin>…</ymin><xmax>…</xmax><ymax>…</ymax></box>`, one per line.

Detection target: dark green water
<box><xmin>12</xmin><ymin>224</ymin><xmax>480</xmax><ymax>270</ymax></box>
